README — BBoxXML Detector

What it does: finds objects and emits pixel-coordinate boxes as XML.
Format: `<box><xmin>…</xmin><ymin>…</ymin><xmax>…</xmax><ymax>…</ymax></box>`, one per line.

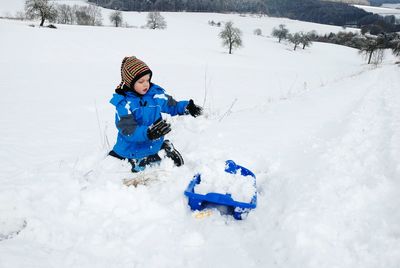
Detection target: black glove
<box><xmin>147</xmin><ymin>118</ymin><xmax>171</xmax><ymax>140</ymax></box>
<box><xmin>186</xmin><ymin>99</ymin><xmax>203</xmax><ymax>117</ymax></box>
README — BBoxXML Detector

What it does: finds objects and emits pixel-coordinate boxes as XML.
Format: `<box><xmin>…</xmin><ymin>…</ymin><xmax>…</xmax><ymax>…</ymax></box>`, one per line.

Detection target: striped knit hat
<box><xmin>121</xmin><ymin>56</ymin><xmax>152</xmax><ymax>89</ymax></box>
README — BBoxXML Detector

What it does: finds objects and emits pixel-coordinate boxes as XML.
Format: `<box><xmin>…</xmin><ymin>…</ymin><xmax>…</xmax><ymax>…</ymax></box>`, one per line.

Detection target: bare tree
<box><xmin>254</xmin><ymin>28</ymin><xmax>262</xmax><ymax>36</ymax></box>
<box><xmin>219</xmin><ymin>21</ymin><xmax>243</xmax><ymax>54</ymax></box>
<box><xmin>358</xmin><ymin>36</ymin><xmax>385</xmax><ymax>64</ymax></box>
<box><xmin>299</xmin><ymin>32</ymin><xmax>312</xmax><ymax>49</ymax></box>
<box><xmin>56</xmin><ymin>4</ymin><xmax>74</xmax><ymax>24</ymax></box>
<box><xmin>272</xmin><ymin>24</ymin><xmax>289</xmax><ymax>43</ymax></box>
<box><xmin>146</xmin><ymin>12</ymin><xmax>167</xmax><ymax>29</ymax></box>
<box><xmin>110</xmin><ymin>10</ymin><xmax>123</xmax><ymax>27</ymax></box>
<box><xmin>392</xmin><ymin>39</ymin><xmax>400</xmax><ymax>58</ymax></box>
<box><xmin>74</xmin><ymin>5</ymin><xmax>102</xmax><ymax>26</ymax></box>
<box><xmin>87</xmin><ymin>5</ymin><xmax>103</xmax><ymax>26</ymax></box>
<box><xmin>25</xmin><ymin>0</ymin><xmax>57</xmax><ymax>26</ymax></box>
<box><xmin>371</xmin><ymin>49</ymin><xmax>385</xmax><ymax>65</ymax></box>
<box><xmin>15</xmin><ymin>11</ymin><xmax>26</xmax><ymax>20</ymax></box>
<box><xmin>288</xmin><ymin>33</ymin><xmax>301</xmax><ymax>51</ymax></box>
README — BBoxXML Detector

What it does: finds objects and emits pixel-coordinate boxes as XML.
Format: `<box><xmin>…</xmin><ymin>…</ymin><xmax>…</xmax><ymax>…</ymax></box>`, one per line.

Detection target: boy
<box><xmin>109</xmin><ymin>56</ymin><xmax>202</xmax><ymax>172</ymax></box>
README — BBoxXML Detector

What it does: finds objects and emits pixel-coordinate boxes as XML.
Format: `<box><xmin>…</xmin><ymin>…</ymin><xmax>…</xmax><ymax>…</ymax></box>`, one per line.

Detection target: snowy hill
<box><xmin>323</xmin><ymin>0</ymin><xmax>370</xmax><ymax>5</ymax></box>
<box><xmin>1</xmin><ymin>7</ymin><xmax>400</xmax><ymax>268</ymax></box>
<box><xmin>355</xmin><ymin>3</ymin><xmax>400</xmax><ymax>17</ymax></box>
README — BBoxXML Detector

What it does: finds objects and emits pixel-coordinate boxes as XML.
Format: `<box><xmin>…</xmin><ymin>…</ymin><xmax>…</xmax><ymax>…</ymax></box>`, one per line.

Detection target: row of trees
<box><xmin>23</xmin><ymin>0</ymin><xmax>168</xmax><ymax>29</ymax></box>
<box><xmin>109</xmin><ymin>10</ymin><xmax>167</xmax><ymax>29</ymax></box>
<box><xmin>271</xmin><ymin>24</ymin><xmax>400</xmax><ymax>64</ymax></box>
<box><xmin>25</xmin><ymin>0</ymin><xmax>103</xmax><ymax>26</ymax></box>
<box><xmin>272</xmin><ymin>24</ymin><xmax>313</xmax><ymax>50</ymax></box>
<box><xmin>310</xmin><ymin>31</ymin><xmax>400</xmax><ymax>64</ymax></box>
<box><xmin>218</xmin><ymin>20</ymin><xmax>400</xmax><ymax>64</ymax></box>
<box><xmin>56</xmin><ymin>4</ymin><xmax>103</xmax><ymax>26</ymax></box>
<box><xmin>218</xmin><ymin>22</ymin><xmax>311</xmax><ymax>54</ymax></box>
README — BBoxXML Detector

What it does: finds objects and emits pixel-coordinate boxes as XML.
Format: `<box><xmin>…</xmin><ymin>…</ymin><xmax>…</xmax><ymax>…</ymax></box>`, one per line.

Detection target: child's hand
<box><xmin>147</xmin><ymin>118</ymin><xmax>171</xmax><ymax>140</ymax></box>
<box><xmin>186</xmin><ymin>100</ymin><xmax>203</xmax><ymax>117</ymax></box>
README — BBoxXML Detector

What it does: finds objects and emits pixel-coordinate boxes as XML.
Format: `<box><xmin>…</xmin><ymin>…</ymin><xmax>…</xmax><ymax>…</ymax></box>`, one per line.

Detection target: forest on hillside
<box><xmin>88</xmin><ymin>0</ymin><xmax>266</xmax><ymax>13</ymax></box>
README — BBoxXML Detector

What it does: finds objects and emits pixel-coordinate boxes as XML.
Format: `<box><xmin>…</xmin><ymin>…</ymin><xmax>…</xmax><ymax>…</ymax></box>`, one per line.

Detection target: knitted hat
<box><xmin>120</xmin><ymin>56</ymin><xmax>152</xmax><ymax>89</ymax></box>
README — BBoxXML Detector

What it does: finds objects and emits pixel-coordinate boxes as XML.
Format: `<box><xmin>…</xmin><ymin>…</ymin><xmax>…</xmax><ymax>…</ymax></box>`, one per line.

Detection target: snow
<box><xmin>0</xmin><ymin>0</ymin><xmax>24</xmax><ymax>17</ymax></box>
<box><xmin>354</xmin><ymin>4</ymin><xmax>400</xmax><ymax>18</ymax></box>
<box><xmin>383</xmin><ymin>3</ymin><xmax>400</xmax><ymax>9</ymax></box>
<box><xmin>1</xmin><ymin>3</ymin><xmax>400</xmax><ymax>268</ymax></box>
<box><xmin>195</xmin><ymin>160</ymin><xmax>256</xmax><ymax>203</ymax></box>
<box><xmin>0</xmin><ymin>0</ymin><xmax>88</xmax><ymax>16</ymax></box>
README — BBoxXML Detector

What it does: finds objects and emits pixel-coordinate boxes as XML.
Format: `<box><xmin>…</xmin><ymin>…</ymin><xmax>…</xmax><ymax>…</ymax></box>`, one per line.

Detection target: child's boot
<box><xmin>161</xmin><ymin>140</ymin><xmax>184</xmax><ymax>166</ymax></box>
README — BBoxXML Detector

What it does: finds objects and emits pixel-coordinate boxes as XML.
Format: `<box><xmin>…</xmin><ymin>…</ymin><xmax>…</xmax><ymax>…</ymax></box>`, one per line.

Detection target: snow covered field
<box><xmin>355</xmin><ymin>4</ymin><xmax>400</xmax><ymax>18</ymax></box>
<box><xmin>1</xmin><ymin>4</ymin><xmax>400</xmax><ymax>268</ymax></box>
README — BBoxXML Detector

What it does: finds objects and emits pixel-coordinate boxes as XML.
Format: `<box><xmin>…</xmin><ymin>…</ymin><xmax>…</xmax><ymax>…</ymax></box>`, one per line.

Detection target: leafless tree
<box><xmin>56</xmin><ymin>4</ymin><xmax>74</xmax><ymax>24</ymax></box>
<box><xmin>299</xmin><ymin>32</ymin><xmax>312</xmax><ymax>49</ymax></box>
<box><xmin>358</xmin><ymin>36</ymin><xmax>385</xmax><ymax>64</ymax></box>
<box><xmin>392</xmin><ymin>39</ymin><xmax>400</xmax><ymax>58</ymax></box>
<box><xmin>254</xmin><ymin>28</ymin><xmax>262</xmax><ymax>36</ymax></box>
<box><xmin>25</xmin><ymin>0</ymin><xmax>57</xmax><ymax>26</ymax></box>
<box><xmin>272</xmin><ymin>24</ymin><xmax>289</xmax><ymax>43</ymax></box>
<box><xmin>146</xmin><ymin>12</ymin><xmax>167</xmax><ymax>29</ymax></box>
<box><xmin>219</xmin><ymin>21</ymin><xmax>243</xmax><ymax>54</ymax></box>
<box><xmin>15</xmin><ymin>11</ymin><xmax>26</xmax><ymax>20</ymax></box>
<box><xmin>288</xmin><ymin>33</ymin><xmax>301</xmax><ymax>51</ymax></box>
<box><xmin>74</xmin><ymin>5</ymin><xmax>102</xmax><ymax>26</ymax></box>
<box><xmin>110</xmin><ymin>10</ymin><xmax>123</xmax><ymax>27</ymax></box>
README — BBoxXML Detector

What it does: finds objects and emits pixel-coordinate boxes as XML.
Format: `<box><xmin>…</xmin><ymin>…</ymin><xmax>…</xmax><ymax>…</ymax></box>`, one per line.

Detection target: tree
<box><xmin>219</xmin><ymin>21</ymin><xmax>243</xmax><ymax>54</ymax></box>
<box><xmin>358</xmin><ymin>35</ymin><xmax>386</xmax><ymax>64</ymax></box>
<box><xmin>15</xmin><ymin>11</ymin><xmax>26</xmax><ymax>20</ymax></box>
<box><xmin>391</xmin><ymin>39</ymin><xmax>400</xmax><ymax>58</ymax></box>
<box><xmin>74</xmin><ymin>5</ymin><xmax>102</xmax><ymax>26</ymax></box>
<box><xmin>146</xmin><ymin>12</ymin><xmax>167</xmax><ymax>29</ymax></box>
<box><xmin>25</xmin><ymin>0</ymin><xmax>57</xmax><ymax>26</ymax></box>
<box><xmin>110</xmin><ymin>10</ymin><xmax>123</xmax><ymax>27</ymax></box>
<box><xmin>272</xmin><ymin>24</ymin><xmax>289</xmax><ymax>43</ymax></box>
<box><xmin>254</xmin><ymin>28</ymin><xmax>262</xmax><ymax>36</ymax></box>
<box><xmin>56</xmin><ymin>4</ymin><xmax>74</xmax><ymax>24</ymax></box>
<box><xmin>299</xmin><ymin>32</ymin><xmax>312</xmax><ymax>49</ymax></box>
<box><xmin>288</xmin><ymin>33</ymin><xmax>301</xmax><ymax>51</ymax></box>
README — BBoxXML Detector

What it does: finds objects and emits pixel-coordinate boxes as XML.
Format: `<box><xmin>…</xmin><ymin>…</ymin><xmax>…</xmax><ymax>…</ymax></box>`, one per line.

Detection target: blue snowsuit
<box><xmin>110</xmin><ymin>83</ymin><xmax>189</xmax><ymax>160</ymax></box>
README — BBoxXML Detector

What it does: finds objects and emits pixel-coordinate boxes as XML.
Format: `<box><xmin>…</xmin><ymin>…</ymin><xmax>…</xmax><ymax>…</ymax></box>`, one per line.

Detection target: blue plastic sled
<box><xmin>184</xmin><ymin>160</ymin><xmax>257</xmax><ymax>220</ymax></box>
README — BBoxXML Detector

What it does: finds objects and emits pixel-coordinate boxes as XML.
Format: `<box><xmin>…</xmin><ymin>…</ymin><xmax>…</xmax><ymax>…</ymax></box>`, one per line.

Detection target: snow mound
<box><xmin>196</xmin><ymin>160</ymin><xmax>256</xmax><ymax>203</ymax></box>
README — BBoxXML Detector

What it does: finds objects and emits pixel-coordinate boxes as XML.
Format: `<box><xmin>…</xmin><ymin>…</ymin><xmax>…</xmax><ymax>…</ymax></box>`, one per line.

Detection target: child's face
<box><xmin>133</xmin><ymin>74</ymin><xmax>151</xmax><ymax>95</ymax></box>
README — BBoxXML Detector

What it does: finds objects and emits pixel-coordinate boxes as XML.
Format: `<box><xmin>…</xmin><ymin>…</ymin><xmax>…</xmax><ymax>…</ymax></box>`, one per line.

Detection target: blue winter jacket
<box><xmin>110</xmin><ymin>83</ymin><xmax>189</xmax><ymax>160</ymax></box>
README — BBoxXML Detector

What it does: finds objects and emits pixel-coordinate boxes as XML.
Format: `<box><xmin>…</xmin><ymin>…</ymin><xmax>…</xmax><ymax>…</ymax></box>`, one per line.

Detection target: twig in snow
<box><xmin>219</xmin><ymin>98</ymin><xmax>238</xmax><ymax>122</ymax></box>
<box><xmin>202</xmin><ymin>66</ymin><xmax>208</xmax><ymax>108</ymax></box>
<box><xmin>103</xmin><ymin>123</ymin><xmax>111</xmax><ymax>151</ymax></box>
<box><xmin>94</xmin><ymin>100</ymin><xmax>103</xmax><ymax>148</ymax></box>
